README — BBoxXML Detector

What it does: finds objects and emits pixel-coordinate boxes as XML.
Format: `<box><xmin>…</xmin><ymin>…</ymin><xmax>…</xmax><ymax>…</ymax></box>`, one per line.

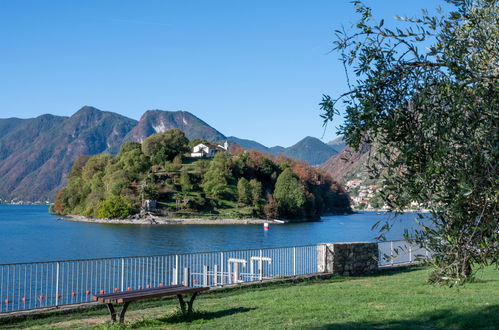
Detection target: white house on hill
<box><xmin>191</xmin><ymin>141</ymin><xmax>229</xmax><ymax>158</ymax></box>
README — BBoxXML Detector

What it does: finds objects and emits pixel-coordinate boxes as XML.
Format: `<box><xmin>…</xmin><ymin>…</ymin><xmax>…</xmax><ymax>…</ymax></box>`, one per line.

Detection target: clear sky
<box><xmin>0</xmin><ymin>0</ymin><xmax>448</xmax><ymax>147</ymax></box>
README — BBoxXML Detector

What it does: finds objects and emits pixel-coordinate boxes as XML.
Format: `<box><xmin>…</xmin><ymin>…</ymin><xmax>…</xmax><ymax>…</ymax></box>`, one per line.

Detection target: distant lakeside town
<box><xmin>0</xmin><ymin>199</ymin><xmax>50</xmax><ymax>205</ymax></box>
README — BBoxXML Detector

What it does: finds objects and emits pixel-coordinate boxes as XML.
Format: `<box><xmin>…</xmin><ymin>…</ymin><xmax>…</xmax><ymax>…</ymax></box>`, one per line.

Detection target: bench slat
<box><xmin>95</xmin><ymin>285</ymin><xmax>184</xmax><ymax>299</ymax></box>
<box><xmin>92</xmin><ymin>286</ymin><xmax>209</xmax><ymax>304</ymax></box>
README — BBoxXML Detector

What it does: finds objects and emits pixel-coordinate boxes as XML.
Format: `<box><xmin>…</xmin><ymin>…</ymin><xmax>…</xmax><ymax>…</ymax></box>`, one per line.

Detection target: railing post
<box><xmin>203</xmin><ymin>265</ymin><xmax>208</xmax><ymax>287</ymax></box>
<box><xmin>293</xmin><ymin>247</ymin><xmax>296</xmax><ymax>276</ymax></box>
<box><xmin>183</xmin><ymin>267</ymin><xmax>190</xmax><ymax>286</ymax></box>
<box><xmin>174</xmin><ymin>255</ymin><xmax>179</xmax><ymax>285</ymax></box>
<box><xmin>213</xmin><ymin>264</ymin><xmax>218</xmax><ymax>286</ymax></box>
<box><xmin>390</xmin><ymin>241</ymin><xmax>394</xmax><ymax>265</ymax></box>
<box><xmin>121</xmin><ymin>259</ymin><xmax>125</xmax><ymax>292</ymax></box>
<box><xmin>220</xmin><ymin>252</ymin><xmax>224</xmax><ymax>285</ymax></box>
<box><xmin>409</xmin><ymin>245</ymin><xmax>412</xmax><ymax>263</ymax></box>
<box><xmin>259</xmin><ymin>249</ymin><xmax>263</xmax><ymax>280</ymax></box>
<box><xmin>55</xmin><ymin>262</ymin><xmax>60</xmax><ymax>306</ymax></box>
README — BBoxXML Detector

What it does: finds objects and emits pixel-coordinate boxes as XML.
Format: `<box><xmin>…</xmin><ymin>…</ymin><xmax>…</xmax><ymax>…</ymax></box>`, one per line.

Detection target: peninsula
<box><xmin>53</xmin><ymin>129</ymin><xmax>351</xmax><ymax>222</ymax></box>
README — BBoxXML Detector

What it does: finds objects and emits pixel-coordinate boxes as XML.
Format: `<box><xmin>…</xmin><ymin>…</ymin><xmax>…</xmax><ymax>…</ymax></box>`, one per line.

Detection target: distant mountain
<box><xmin>279</xmin><ymin>136</ymin><xmax>338</xmax><ymax>165</ymax></box>
<box><xmin>328</xmin><ymin>136</ymin><xmax>346</xmax><ymax>153</ymax></box>
<box><xmin>227</xmin><ymin>136</ymin><xmax>336</xmax><ymax>165</ymax></box>
<box><xmin>126</xmin><ymin>110</ymin><xmax>226</xmax><ymax>143</ymax></box>
<box><xmin>0</xmin><ymin>106</ymin><xmax>137</xmax><ymax>201</ymax></box>
<box><xmin>226</xmin><ymin>136</ymin><xmax>269</xmax><ymax>153</ymax></box>
<box><xmin>268</xmin><ymin>146</ymin><xmax>286</xmax><ymax>155</ymax></box>
<box><xmin>319</xmin><ymin>143</ymin><xmax>371</xmax><ymax>183</ymax></box>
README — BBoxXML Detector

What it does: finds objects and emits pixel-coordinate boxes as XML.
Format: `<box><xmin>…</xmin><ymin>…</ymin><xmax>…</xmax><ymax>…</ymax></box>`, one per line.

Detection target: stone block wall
<box><xmin>317</xmin><ymin>242</ymin><xmax>378</xmax><ymax>276</ymax></box>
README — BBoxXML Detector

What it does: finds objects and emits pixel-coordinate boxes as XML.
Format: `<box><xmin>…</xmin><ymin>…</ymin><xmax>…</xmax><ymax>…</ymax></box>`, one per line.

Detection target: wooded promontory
<box><xmin>53</xmin><ymin>129</ymin><xmax>351</xmax><ymax>220</ymax></box>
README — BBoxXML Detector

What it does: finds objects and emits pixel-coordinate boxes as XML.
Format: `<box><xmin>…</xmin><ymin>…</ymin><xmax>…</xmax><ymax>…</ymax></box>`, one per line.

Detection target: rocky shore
<box><xmin>65</xmin><ymin>214</ymin><xmax>283</xmax><ymax>225</ymax></box>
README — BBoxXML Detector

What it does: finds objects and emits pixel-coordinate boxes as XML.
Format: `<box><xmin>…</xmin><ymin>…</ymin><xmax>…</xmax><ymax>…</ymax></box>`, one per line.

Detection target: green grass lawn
<box><xmin>1</xmin><ymin>266</ymin><xmax>498</xmax><ymax>329</ymax></box>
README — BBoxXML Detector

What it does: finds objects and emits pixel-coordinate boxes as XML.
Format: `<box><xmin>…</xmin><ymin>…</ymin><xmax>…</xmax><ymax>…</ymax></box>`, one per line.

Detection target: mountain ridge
<box><xmin>0</xmin><ymin>106</ymin><xmax>340</xmax><ymax>201</ymax></box>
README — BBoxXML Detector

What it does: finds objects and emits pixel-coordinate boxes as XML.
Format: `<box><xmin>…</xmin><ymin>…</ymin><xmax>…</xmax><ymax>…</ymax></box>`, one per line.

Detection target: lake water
<box><xmin>0</xmin><ymin>205</ymin><xmax>424</xmax><ymax>264</ymax></box>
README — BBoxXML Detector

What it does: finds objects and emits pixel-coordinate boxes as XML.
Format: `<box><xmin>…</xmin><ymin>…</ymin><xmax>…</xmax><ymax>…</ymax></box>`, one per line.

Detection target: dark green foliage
<box><xmin>274</xmin><ymin>168</ymin><xmax>306</xmax><ymax>218</ymax></box>
<box><xmin>202</xmin><ymin>164</ymin><xmax>230</xmax><ymax>200</ymax></box>
<box><xmin>119</xmin><ymin>141</ymin><xmax>141</xmax><ymax>154</ymax></box>
<box><xmin>141</xmin><ymin>129</ymin><xmax>189</xmax><ymax>164</ymax></box>
<box><xmin>179</xmin><ymin>169</ymin><xmax>192</xmax><ymax>192</ymax></box>
<box><xmin>249</xmin><ymin>179</ymin><xmax>263</xmax><ymax>206</ymax></box>
<box><xmin>117</xmin><ymin>148</ymin><xmax>150</xmax><ymax>181</ymax></box>
<box><xmin>321</xmin><ymin>0</ymin><xmax>498</xmax><ymax>284</ymax></box>
<box><xmin>97</xmin><ymin>195</ymin><xmax>134</xmax><ymax>218</ymax></box>
<box><xmin>237</xmin><ymin>178</ymin><xmax>251</xmax><ymax>204</ymax></box>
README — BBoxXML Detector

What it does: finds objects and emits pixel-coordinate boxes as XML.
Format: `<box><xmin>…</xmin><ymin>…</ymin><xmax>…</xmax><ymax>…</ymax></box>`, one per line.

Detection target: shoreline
<box><xmin>351</xmin><ymin>208</ymin><xmax>429</xmax><ymax>213</ymax></box>
<box><xmin>64</xmin><ymin>214</ymin><xmax>289</xmax><ymax>225</ymax></box>
<box><xmin>62</xmin><ymin>209</ymin><xmax>425</xmax><ymax>226</ymax></box>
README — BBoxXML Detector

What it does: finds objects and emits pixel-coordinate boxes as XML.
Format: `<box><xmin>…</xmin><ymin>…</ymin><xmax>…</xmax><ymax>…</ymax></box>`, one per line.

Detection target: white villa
<box><xmin>191</xmin><ymin>141</ymin><xmax>229</xmax><ymax>158</ymax></box>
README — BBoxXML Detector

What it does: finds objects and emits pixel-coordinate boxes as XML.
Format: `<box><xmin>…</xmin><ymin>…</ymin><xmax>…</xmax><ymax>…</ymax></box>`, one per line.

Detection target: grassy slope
<box><xmin>2</xmin><ymin>267</ymin><xmax>498</xmax><ymax>329</ymax></box>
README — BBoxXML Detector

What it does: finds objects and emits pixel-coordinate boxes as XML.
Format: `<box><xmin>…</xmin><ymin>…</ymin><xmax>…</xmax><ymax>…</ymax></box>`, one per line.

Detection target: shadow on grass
<box><xmin>374</xmin><ymin>265</ymin><xmax>426</xmax><ymax>277</ymax></box>
<box><xmin>315</xmin><ymin>305</ymin><xmax>499</xmax><ymax>329</ymax></box>
<box><xmin>159</xmin><ymin>307</ymin><xmax>256</xmax><ymax>323</ymax></box>
<box><xmin>121</xmin><ymin>307</ymin><xmax>256</xmax><ymax>328</ymax></box>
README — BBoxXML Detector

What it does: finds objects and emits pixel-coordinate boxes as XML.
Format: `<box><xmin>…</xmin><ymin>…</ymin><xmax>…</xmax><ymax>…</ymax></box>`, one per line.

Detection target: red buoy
<box><xmin>114</xmin><ymin>288</ymin><xmax>119</xmax><ymax>292</ymax></box>
<box><xmin>86</xmin><ymin>290</ymin><xmax>91</xmax><ymax>295</ymax></box>
<box><xmin>100</xmin><ymin>290</ymin><xmax>105</xmax><ymax>294</ymax></box>
<box><xmin>71</xmin><ymin>292</ymin><xmax>76</xmax><ymax>297</ymax></box>
<box><xmin>21</xmin><ymin>297</ymin><xmax>27</xmax><ymax>303</ymax></box>
<box><xmin>127</xmin><ymin>287</ymin><xmax>132</xmax><ymax>291</ymax></box>
<box><xmin>159</xmin><ymin>283</ymin><xmax>163</xmax><ymax>287</ymax></box>
<box><xmin>146</xmin><ymin>284</ymin><xmax>151</xmax><ymax>289</ymax></box>
<box><xmin>39</xmin><ymin>296</ymin><xmax>45</xmax><ymax>300</ymax></box>
<box><xmin>4</xmin><ymin>299</ymin><xmax>9</xmax><ymax>304</ymax></box>
<box><xmin>138</xmin><ymin>285</ymin><xmax>142</xmax><ymax>290</ymax></box>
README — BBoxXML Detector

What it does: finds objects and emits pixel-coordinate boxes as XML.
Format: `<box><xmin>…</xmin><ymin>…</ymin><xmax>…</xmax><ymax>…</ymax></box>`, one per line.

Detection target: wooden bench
<box><xmin>92</xmin><ymin>285</ymin><xmax>209</xmax><ymax>323</ymax></box>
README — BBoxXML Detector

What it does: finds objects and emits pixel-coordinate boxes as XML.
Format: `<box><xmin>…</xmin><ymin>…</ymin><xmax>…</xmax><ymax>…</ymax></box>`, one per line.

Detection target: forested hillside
<box><xmin>53</xmin><ymin>129</ymin><xmax>351</xmax><ymax>220</ymax></box>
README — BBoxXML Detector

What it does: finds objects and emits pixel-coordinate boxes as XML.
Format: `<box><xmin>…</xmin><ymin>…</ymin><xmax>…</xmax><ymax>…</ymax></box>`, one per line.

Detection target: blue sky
<box><xmin>0</xmin><ymin>1</ymin><xmax>448</xmax><ymax>147</ymax></box>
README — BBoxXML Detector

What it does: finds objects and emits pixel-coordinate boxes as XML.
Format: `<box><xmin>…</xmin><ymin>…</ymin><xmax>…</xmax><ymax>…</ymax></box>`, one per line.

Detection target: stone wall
<box><xmin>317</xmin><ymin>242</ymin><xmax>378</xmax><ymax>276</ymax></box>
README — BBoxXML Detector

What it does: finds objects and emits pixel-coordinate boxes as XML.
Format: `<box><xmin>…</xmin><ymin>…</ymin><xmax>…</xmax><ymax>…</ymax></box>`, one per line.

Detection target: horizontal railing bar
<box><xmin>0</xmin><ymin>240</ymin><xmax>415</xmax><ymax>267</ymax></box>
<box><xmin>0</xmin><ymin>244</ymin><xmax>321</xmax><ymax>267</ymax></box>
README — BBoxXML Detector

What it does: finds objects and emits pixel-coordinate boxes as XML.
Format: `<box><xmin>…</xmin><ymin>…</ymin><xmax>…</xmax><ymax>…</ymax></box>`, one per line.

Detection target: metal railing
<box><xmin>378</xmin><ymin>240</ymin><xmax>430</xmax><ymax>266</ymax></box>
<box><xmin>0</xmin><ymin>240</ymin><xmax>429</xmax><ymax>314</ymax></box>
<box><xmin>0</xmin><ymin>244</ymin><xmax>317</xmax><ymax>313</ymax></box>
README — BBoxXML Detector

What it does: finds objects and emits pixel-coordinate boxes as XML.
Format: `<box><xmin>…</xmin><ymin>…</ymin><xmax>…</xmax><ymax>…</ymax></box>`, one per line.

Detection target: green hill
<box><xmin>54</xmin><ymin>130</ymin><xmax>351</xmax><ymax>220</ymax></box>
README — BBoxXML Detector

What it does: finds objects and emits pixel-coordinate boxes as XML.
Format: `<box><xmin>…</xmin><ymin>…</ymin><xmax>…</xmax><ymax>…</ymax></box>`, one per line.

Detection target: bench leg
<box><xmin>177</xmin><ymin>294</ymin><xmax>187</xmax><ymax>314</ymax></box>
<box><xmin>187</xmin><ymin>292</ymin><xmax>199</xmax><ymax>314</ymax></box>
<box><xmin>106</xmin><ymin>302</ymin><xmax>131</xmax><ymax>324</ymax></box>
<box><xmin>106</xmin><ymin>303</ymin><xmax>117</xmax><ymax>323</ymax></box>
<box><xmin>119</xmin><ymin>302</ymin><xmax>131</xmax><ymax>323</ymax></box>
<box><xmin>177</xmin><ymin>292</ymin><xmax>199</xmax><ymax>315</ymax></box>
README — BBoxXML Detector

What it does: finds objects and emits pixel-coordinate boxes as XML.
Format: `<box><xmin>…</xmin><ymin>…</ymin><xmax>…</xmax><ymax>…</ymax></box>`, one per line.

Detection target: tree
<box><xmin>202</xmin><ymin>164</ymin><xmax>230</xmax><ymax>200</ymax></box>
<box><xmin>274</xmin><ymin>168</ymin><xmax>306</xmax><ymax>218</ymax></box>
<box><xmin>321</xmin><ymin>0</ymin><xmax>498</xmax><ymax>284</ymax></box>
<box><xmin>141</xmin><ymin>129</ymin><xmax>189</xmax><ymax>164</ymax></box>
<box><xmin>237</xmin><ymin>178</ymin><xmax>251</xmax><ymax>204</ymax></box>
<box><xmin>180</xmin><ymin>169</ymin><xmax>193</xmax><ymax>192</ymax></box>
<box><xmin>97</xmin><ymin>195</ymin><xmax>134</xmax><ymax>219</ymax></box>
<box><xmin>117</xmin><ymin>148</ymin><xmax>150</xmax><ymax>181</ymax></box>
<box><xmin>249</xmin><ymin>179</ymin><xmax>263</xmax><ymax>206</ymax></box>
<box><xmin>263</xmin><ymin>194</ymin><xmax>279</xmax><ymax>219</ymax></box>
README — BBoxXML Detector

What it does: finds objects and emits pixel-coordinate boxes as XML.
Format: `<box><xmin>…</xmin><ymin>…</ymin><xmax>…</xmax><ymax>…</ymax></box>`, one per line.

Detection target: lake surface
<box><xmin>0</xmin><ymin>205</ymin><xmax>424</xmax><ymax>264</ymax></box>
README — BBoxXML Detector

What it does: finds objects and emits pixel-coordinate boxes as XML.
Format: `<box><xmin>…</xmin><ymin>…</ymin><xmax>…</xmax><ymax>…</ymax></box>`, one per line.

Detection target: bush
<box><xmin>97</xmin><ymin>196</ymin><xmax>134</xmax><ymax>219</ymax></box>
